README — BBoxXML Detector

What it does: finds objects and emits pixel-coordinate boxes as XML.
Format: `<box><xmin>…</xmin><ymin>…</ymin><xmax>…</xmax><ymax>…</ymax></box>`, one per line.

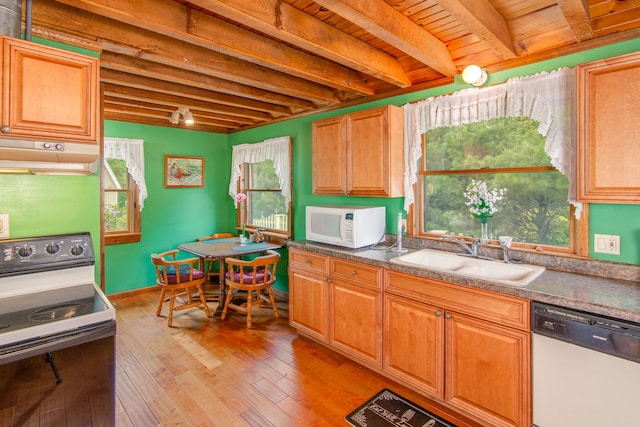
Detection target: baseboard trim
<box><xmin>108</xmin><ymin>286</ymin><xmax>158</xmax><ymax>301</ymax></box>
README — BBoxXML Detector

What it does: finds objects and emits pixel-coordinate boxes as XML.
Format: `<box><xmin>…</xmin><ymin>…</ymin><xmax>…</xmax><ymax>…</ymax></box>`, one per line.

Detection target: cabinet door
<box><xmin>1</xmin><ymin>37</ymin><xmax>98</xmax><ymax>142</ymax></box>
<box><xmin>330</xmin><ymin>279</ymin><xmax>382</xmax><ymax>367</ymax></box>
<box><xmin>445</xmin><ymin>311</ymin><xmax>530</xmax><ymax>427</ymax></box>
<box><xmin>383</xmin><ymin>294</ymin><xmax>445</xmax><ymax>398</ymax></box>
<box><xmin>577</xmin><ymin>51</ymin><xmax>640</xmax><ymax>202</ymax></box>
<box><xmin>347</xmin><ymin>106</ymin><xmax>404</xmax><ymax>197</ymax></box>
<box><xmin>312</xmin><ymin>115</ymin><xmax>347</xmax><ymax>195</ymax></box>
<box><xmin>289</xmin><ymin>268</ymin><xmax>329</xmax><ymax>342</ymax></box>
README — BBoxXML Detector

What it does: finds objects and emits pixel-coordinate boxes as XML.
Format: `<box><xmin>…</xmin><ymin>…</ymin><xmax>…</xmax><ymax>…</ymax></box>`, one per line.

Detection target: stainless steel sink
<box><xmin>390</xmin><ymin>248</ymin><xmax>545</xmax><ymax>287</ymax></box>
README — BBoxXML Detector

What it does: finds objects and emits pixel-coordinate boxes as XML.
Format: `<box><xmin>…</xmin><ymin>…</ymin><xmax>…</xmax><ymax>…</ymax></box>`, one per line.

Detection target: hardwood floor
<box><xmin>111</xmin><ymin>289</ymin><xmax>483</xmax><ymax>427</ymax></box>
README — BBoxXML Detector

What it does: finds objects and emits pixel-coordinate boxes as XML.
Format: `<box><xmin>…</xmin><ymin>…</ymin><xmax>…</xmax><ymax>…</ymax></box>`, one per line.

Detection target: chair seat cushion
<box><xmin>165</xmin><ymin>265</ymin><xmax>204</xmax><ymax>284</ymax></box>
<box><xmin>226</xmin><ymin>267</ymin><xmax>271</xmax><ymax>284</ymax></box>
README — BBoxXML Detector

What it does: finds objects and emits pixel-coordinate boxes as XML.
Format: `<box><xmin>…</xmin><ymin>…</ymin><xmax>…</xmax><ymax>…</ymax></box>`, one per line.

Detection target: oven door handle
<box><xmin>0</xmin><ymin>320</ymin><xmax>115</xmax><ymax>365</ymax></box>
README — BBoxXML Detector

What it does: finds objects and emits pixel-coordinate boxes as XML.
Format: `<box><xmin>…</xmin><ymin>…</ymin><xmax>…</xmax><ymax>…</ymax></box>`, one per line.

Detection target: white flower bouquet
<box><xmin>463</xmin><ymin>180</ymin><xmax>506</xmax><ymax>223</ymax></box>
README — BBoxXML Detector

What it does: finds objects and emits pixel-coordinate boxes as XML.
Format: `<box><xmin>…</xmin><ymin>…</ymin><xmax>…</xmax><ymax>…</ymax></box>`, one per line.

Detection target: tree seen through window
<box><xmin>421</xmin><ymin>117</ymin><xmax>570</xmax><ymax>248</ymax></box>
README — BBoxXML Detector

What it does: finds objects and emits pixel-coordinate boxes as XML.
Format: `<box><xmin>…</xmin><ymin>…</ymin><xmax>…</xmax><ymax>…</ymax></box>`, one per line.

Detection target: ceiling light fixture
<box><xmin>169</xmin><ymin>110</ymin><xmax>180</xmax><ymax>125</ymax></box>
<box><xmin>182</xmin><ymin>109</ymin><xmax>194</xmax><ymax>125</ymax></box>
<box><xmin>169</xmin><ymin>107</ymin><xmax>195</xmax><ymax>126</ymax></box>
<box><xmin>461</xmin><ymin>65</ymin><xmax>488</xmax><ymax>86</ymax></box>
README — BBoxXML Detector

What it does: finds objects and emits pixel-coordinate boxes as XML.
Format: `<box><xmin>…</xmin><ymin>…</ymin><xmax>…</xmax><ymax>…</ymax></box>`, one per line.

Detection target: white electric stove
<box><xmin>0</xmin><ymin>232</ymin><xmax>116</xmax><ymax>425</ymax></box>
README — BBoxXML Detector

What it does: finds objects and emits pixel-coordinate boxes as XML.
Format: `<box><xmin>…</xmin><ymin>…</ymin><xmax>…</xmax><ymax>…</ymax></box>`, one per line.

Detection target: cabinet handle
<box><xmin>303</xmin><ymin>258</ymin><xmax>309</xmax><ymax>263</ymax></box>
<box><xmin>445</xmin><ymin>313</ymin><xmax>452</xmax><ymax>319</ymax></box>
<box><xmin>0</xmin><ymin>125</ymin><xmax>11</xmax><ymax>133</ymax></box>
<box><xmin>326</xmin><ymin>277</ymin><xmax>332</xmax><ymax>284</ymax></box>
<box><xmin>435</xmin><ymin>310</ymin><xmax>442</xmax><ymax>317</ymax></box>
<box><xmin>351</xmin><ymin>270</ymin><xmax>357</xmax><ymax>275</ymax></box>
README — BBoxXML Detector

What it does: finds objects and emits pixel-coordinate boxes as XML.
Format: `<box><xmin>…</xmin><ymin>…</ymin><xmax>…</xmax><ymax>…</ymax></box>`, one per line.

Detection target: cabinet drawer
<box><xmin>330</xmin><ymin>259</ymin><xmax>382</xmax><ymax>289</ymax></box>
<box><xmin>289</xmin><ymin>249</ymin><xmax>328</xmax><ymax>275</ymax></box>
<box><xmin>385</xmin><ymin>271</ymin><xmax>529</xmax><ymax>330</ymax></box>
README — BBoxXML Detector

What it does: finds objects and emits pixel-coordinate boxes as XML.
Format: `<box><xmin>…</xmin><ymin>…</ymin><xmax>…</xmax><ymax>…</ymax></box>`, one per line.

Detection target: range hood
<box><xmin>0</xmin><ymin>139</ymin><xmax>99</xmax><ymax>175</ymax></box>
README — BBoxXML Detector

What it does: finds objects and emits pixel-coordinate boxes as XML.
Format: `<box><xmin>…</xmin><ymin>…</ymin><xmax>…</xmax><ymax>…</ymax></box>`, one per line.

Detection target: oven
<box><xmin>0</xmin><ymin>232</ymin><xmax>116</xmax><ymax>426</ymax></box>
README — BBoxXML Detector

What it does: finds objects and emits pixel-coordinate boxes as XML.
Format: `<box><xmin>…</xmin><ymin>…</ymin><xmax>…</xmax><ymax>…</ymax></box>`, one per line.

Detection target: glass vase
<box><xmin>480</xmin><ymin>220</ymin><xmax>489</xmax><ymax>244</ymax></box>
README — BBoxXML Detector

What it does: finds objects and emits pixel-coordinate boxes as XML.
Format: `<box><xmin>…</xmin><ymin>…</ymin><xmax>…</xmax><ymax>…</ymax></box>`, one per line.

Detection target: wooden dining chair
<box><xmin>221</xmin><ymin>250</ymin><xmax>280</xmax><ymax>328</ymax></box>
<box><xmin>195</xmin><ymin>233</ymin><xmax>235</xmax><ymax>288</ymax></box>
<box><xmin>151</xmin><ymin>249</ymin><xmax>211</xmax><ymax>327</ymax></box>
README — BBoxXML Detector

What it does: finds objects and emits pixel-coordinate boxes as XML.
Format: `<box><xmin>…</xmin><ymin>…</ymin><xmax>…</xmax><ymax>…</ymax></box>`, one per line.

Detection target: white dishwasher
<box><xmin>532</xmin><ymin>302</ymin><xmax>640</xmax><ymax>427</ymax></box>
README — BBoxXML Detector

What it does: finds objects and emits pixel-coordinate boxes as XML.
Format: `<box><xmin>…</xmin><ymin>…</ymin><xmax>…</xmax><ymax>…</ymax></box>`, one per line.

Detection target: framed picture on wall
<box><xmin>164</xmin><ymin>155</ymin><xmax>205</xmax><ymax>188</ymax></box>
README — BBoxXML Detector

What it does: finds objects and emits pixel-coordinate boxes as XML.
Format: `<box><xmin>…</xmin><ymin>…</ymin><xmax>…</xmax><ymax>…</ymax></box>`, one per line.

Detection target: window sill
<box><xmin>105</xmin><ymin>232</ymin><xmax>141</xmax><ymax>245</ymax></box>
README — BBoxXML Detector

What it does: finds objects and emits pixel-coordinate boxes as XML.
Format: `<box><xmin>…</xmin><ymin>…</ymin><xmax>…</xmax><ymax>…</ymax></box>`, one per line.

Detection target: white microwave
<box><xmin>305</xmin><ymin>205</ymin><xmax>386</xmax><ymax>248</ymax></box>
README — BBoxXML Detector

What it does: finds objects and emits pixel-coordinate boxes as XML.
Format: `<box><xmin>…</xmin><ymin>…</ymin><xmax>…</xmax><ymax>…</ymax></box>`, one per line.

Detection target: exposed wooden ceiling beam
<box><xmin>103</xmin><ymin>96</ymin><xmax>256</xmax><ymax>126</ymax></box>
<box><xmin>100</xmin><ymin>52</ymin><xmax>318</xmax><ymax>111</ymax></box>
<box><xmin>187</xmin><ymin>0</ymin><xmax>412</xmax><ymax>88</ymax></box>
<box><xmin>436</xmin><ymin>0</ymin><xmax>516</xmax><ymax>59</ymax></box>
<box><xmin>102</xmin><ymin>84</ymin><xmax>273</xmax><ymax>122</ymax></box>
<box><xmin>313</xmin><ymin>0</ymin><xmax>456</xmax><ymax>76</ymax></box>
<box><xmin>103</xmin><ymin>103</ymin><xmax>244</xmax><ymax>129</ymax></box>
<box><xmin>34</xmin><ymin>0</ymin><xmax>341</xmax><ymax>105</ymax></box>
<box><xmin>101</xmin><ymin>69</ymin><xmax>292</xmax><ymax>116</ymax></box>
<box><xmin>104</xmin><ymin>111</ymin><xmax>232</xmax><ymax>133</ymax></box>
<box><xmin>54</xmin><ymin>0</ymin><xmax>375</xmax><ymax>95</ymax></box>
<box><xmin>557</xmin><ymin>0</ymin><xmax>594</xmax><ymax>41</ymax></box>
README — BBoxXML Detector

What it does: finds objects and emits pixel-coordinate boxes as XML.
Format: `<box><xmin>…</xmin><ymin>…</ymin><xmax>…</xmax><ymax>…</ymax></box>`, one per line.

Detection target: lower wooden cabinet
<box><xmin>329</xmin><ymin>258</ymin><xmax>382</xmax><ymax>367</ymax></box>
<box><xmin>289</xmin><ymin>250</ymin><xmax>382</xmax><ymax>366</ymax></box>
<box><xmin>289</xmin><ymin>249</ymin><xmax>532</xmax><ymax>427</ymax></box>
<box><xmin>288</xmin><ymin>249</ymin><xmax>329</xmax><ymax>342</ymax></box>
<box><xmin>384</xmin><ymin>294</ymin><xmax>444</xmax><ymax>397</ymax></box>
<box><xmin>445</xmin><ymin>311</ymin><xmax>530</xmax><ymax>427</ymax></box>
<box><xmin>384</xmin><ymin>271</ymin><xmax>531</xmax><ymax>427</ymax></box>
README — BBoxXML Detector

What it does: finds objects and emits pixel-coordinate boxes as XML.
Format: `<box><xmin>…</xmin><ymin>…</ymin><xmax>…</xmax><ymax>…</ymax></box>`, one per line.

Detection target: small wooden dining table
<box><xmin>178</xmin><ymin>238</ymin><xmax>283</xmax><ymax>315</ymax></box>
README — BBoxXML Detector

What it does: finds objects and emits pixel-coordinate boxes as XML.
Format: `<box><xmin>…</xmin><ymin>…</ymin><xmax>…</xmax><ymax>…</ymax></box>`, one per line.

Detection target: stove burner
<box><xmin>29</xmin><ymin>303</ymin><xmax>88</xmax><ymax>322</ymax></box>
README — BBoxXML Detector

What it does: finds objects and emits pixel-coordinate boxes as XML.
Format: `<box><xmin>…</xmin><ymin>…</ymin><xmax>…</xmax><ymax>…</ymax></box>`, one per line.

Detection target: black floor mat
<box><xmin>346</xmin><ymin>388</ymin><xmax>457</xmax><ymax>427</ymax></box>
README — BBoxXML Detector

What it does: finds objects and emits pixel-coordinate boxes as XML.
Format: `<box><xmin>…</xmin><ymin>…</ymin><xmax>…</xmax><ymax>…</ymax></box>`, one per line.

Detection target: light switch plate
<box><xmin>594</xmin><ymin>233</ymin><xmax>620</xmax><ymax>255</ymax></box>
<box><xmin>0</xmin><ymin>214</ymin><xmax>8</xmax><ymax>239</ymax></box>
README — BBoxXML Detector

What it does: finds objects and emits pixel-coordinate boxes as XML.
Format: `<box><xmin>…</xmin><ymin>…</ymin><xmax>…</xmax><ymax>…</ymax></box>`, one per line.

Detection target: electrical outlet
<box><xmin>594</xmin><ymin>233</ymin><xmax>620</xmax><ymax>255</ymax></box>
<box><xmin>401</xmin><ymin>218</ymin><xmax>407</xmax><ymax>233</ymax></box>
<box><xmin>0</xmin><ymin>214</ymin><xmax>8</xmax><ymax>239</ymax></box>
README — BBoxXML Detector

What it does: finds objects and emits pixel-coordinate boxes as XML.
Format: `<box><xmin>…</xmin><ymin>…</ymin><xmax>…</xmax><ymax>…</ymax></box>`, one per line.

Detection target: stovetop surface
<box><xmin>0</xmin><ymin>233</ymin><xmax>115</xmax><ymax>348</ymax></box>
<box><xmin>0</xmin><ymin>282</ymin><xmax>115</xmax><ymax>348</ymax></box>
<box><xmin>0</xmin><ymin>283</ymin><xmax>110</xmax><ymax>334</ymax></box>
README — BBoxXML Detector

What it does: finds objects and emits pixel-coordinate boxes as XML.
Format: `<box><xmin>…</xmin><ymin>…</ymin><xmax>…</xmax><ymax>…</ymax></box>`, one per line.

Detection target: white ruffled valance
<box><xmin>228</xmin><ymin>136</ymin><xmax>291</xmax><ymax>209</ymax></box>
<box><xmin>403</xmin><ymin>67</ymin><xmax>581</xmax><ymax>218</ymax></box>
<box><xmin>104</xmin><ymin>137</ymin><xmax>148</xmax><ymax>210</ymax></box>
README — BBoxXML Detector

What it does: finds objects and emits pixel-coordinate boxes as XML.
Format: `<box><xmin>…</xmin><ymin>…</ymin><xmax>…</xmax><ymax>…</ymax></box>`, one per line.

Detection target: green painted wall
<box><xmin>229</xmin><ymin>37</ymin><xmax>640</xmax><ymax>267</ymax></box>
<box><xmin>2</xmin><ymin>38</ymin><xmax>638</xmax><ymax>297</ymax></box>
<box><xmin>103</xmin><ymin>122</ymin><xmax>229</xmax><ymax>293</ymax></box>
<box><xmin>0</xmin><ymin>38</ymin><xmax>102</xmax><ymax>278</ymax></box>
<box><xmin>589</xmin><ymin>204</ymin><xmax>640</xmax><ymax>264</ymax></box>
<box><xmin>0</xmin><ymin>174</ymin><xmax>101</xmax><ymax>276</ymax></box>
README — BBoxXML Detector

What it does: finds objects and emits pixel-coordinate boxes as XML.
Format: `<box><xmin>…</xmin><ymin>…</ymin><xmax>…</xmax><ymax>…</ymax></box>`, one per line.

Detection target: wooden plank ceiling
<box><xmin>29</xmin><ymin>0</ymin><xmax>640</xmax><ymax>134</ymax></box>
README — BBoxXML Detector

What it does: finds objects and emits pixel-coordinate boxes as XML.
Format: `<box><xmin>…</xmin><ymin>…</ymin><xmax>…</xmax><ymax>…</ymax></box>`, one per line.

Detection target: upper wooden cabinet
<box><xmin>1</xmin><ymin>36</ymin><xmax>99</xmax><ymax>144</ymax></box>
<box><xmin>577</xmin><ymin>51</ymin><xmax>640</xmax><ymax>203</ymax></box>
<box><xmin>312</xmin><ymin>105</ymin><xmax>404</xmax><ymax>197</ymax></box>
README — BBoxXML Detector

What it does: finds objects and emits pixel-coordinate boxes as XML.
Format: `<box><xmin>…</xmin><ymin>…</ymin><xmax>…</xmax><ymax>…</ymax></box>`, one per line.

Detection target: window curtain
<box><xmin>403</xmin><ymin>67</ymin><xmax>581</xmax><ymax>217</ymax></box>
<box><xmin>104</xmin><ymin>137</ymin><xmax>148</xmax><ymax>210</ymax></box>
<box><xmin>228</xmin><ymin>136</ymin><xmax>291</xmax><ymax>208</ymax></box>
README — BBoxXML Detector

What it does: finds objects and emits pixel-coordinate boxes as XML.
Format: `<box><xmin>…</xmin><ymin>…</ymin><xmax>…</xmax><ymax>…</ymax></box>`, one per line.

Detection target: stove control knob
<box><xmin>45</xmin><ymin>242</ymin><xmax>61</xmax><ymax>255</ymax></box>
<box><xmin>70</xmin><ymin>244</ymin><xmax>84</xmax><ymax>256</ymax></box>
<box><xmin>17</xmin><ymin>244</ymin><xmax>33</xmax><ymax>258</ymax></box>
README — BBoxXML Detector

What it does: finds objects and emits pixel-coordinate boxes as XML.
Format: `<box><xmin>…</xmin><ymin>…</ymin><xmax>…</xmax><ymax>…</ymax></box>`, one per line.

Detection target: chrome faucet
<box><xmin>442</xmin><ymin>235</ymin><xmax>479</xmax><ymax>257</ymax></box>
<box><xmin>499</xmin><ymin>236</ymin><xmax>513</xmax><ymax>263</ymax></box>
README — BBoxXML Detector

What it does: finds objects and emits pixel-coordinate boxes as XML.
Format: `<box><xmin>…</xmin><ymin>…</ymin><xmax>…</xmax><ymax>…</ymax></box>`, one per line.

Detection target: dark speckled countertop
<box><xmin>288</xmin><ymin>238</ymin><xmax>640</xmax><ymax>324</ymax></box>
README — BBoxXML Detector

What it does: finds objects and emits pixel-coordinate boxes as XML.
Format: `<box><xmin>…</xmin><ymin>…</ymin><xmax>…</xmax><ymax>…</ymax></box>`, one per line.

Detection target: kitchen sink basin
<box><xmin>390</xmin><ymin>248</ymin><xmax>545</xmax><ymax>287</ymax></box>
